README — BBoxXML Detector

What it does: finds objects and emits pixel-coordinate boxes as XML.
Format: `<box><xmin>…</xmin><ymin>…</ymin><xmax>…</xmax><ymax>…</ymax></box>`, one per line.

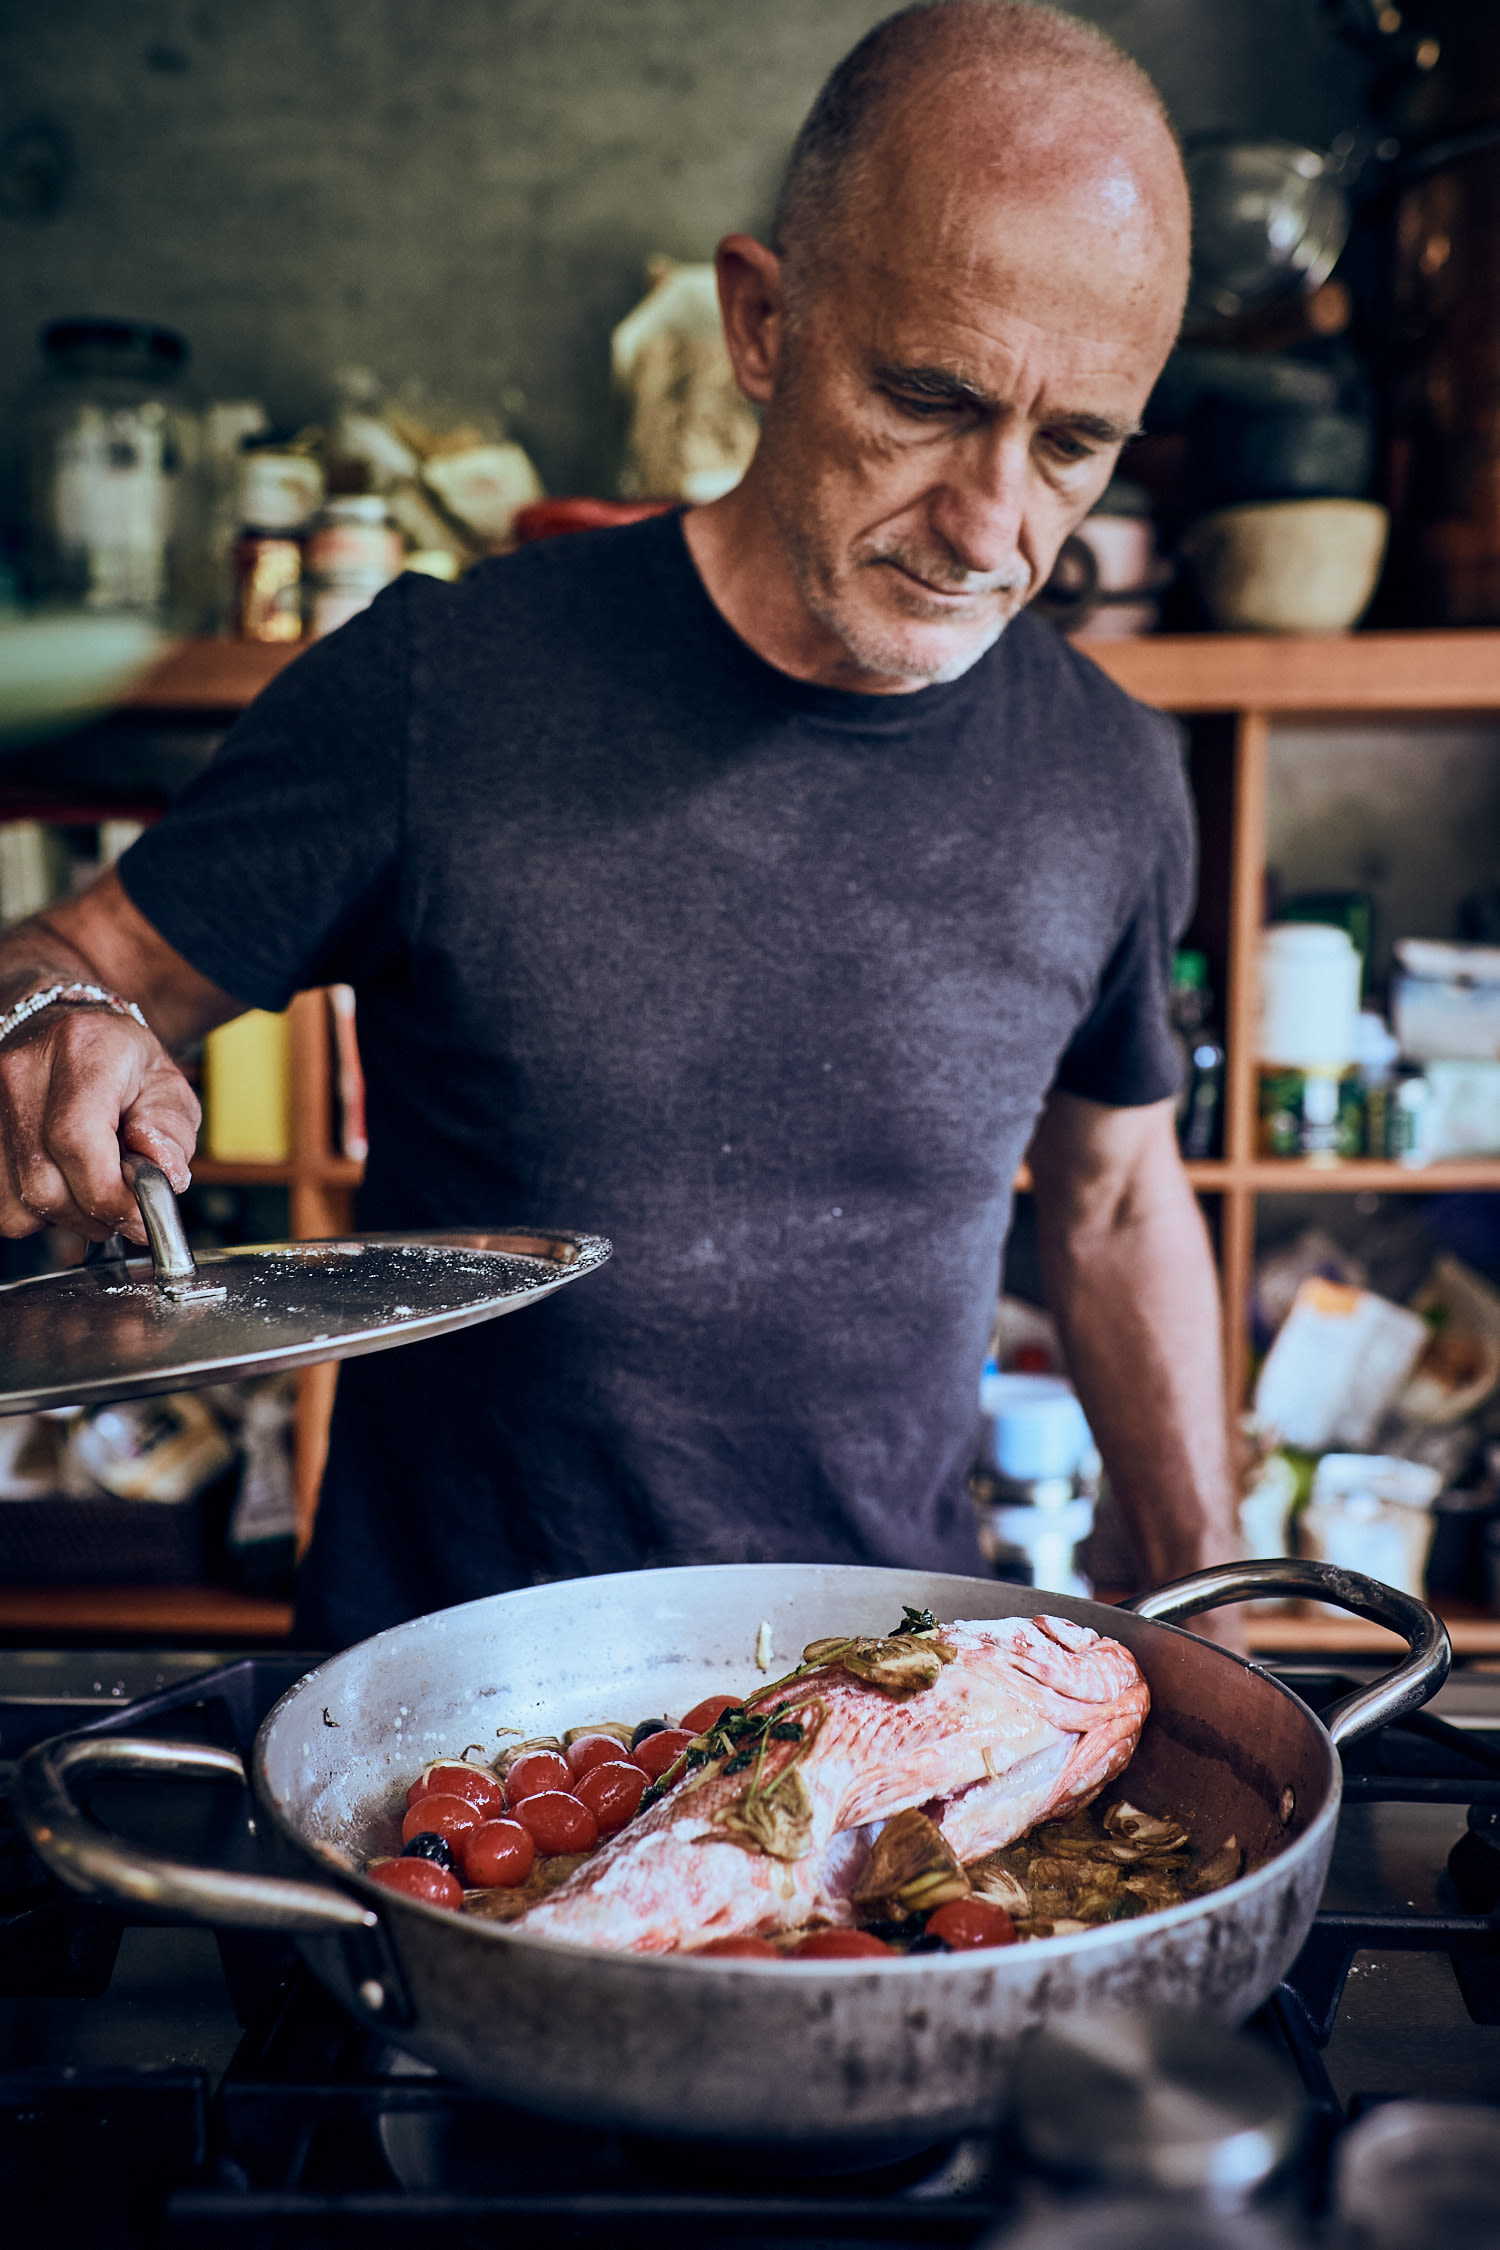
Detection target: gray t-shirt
<box><xmin>120</xmin><ymin>513</ymin><xmax>1194</xmax><ymax>1646</ymax></box>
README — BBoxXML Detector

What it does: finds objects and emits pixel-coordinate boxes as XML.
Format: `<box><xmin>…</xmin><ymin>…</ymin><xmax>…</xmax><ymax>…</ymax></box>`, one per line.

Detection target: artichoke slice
<box><xmin>1103</xmin><ymin>1802</ymin><xmax>1190</xmax><ymax>1855</ymax></box>
<box><xmin>717</xmin><ymin>1764</ymin><xmax>816</xmax><ymax>1862</ymax></box>
<box><xmin>839</xmin><ymin>1635</ymin><xmax>956</xmax><ymax>1698</ymax></box>
<box><xmin>853</xmin><ymin>1808</ymin><xmax>971</xmax><ymax>1919</ymax></box>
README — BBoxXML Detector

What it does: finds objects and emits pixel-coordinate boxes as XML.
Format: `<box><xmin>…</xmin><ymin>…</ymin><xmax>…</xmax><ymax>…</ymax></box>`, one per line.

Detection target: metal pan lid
<box><xmin>0</xmin><ymin>1157</ymin><xmax>611</xmax><ymax>1414</ymax></box>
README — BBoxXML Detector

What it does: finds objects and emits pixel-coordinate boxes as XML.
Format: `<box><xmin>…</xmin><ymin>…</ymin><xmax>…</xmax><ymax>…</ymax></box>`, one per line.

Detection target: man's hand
<box><xmin>0</xmin><ymin>1007</ymin><xmax>200</xmax><ymax>1240</ymax></box>
<box><xmin>1025</xmin><ymin>1089</ymin><xmax>1245</xmax><ymax>1651</ymax></box>
<box><xmin>0</xmin><ymin>868</ymin><xmax>242</xmax><ymax>1245</ymax></box>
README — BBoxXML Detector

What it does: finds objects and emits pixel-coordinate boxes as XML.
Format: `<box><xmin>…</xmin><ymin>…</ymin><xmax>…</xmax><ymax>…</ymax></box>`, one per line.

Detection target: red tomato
<box><xmin>678</xmin><ymin>1694</ymin><xmax>742</xmax><ymax>1736</ymax></box>
<box><xmin>926</xmin><ymin>1899</ymin><xmax>1018</xmax><ymax>1950</ymax></box>
<box><xmin>458</xmin><ymin>1818</ymin><xmax>537</xmax><ymax>1888</ymax></box>
<box><xmin>405</xmin><ymin>1760</ymin><xmax>502</xmax><ymax>1814</ymax></box>
<box><xmin>504</xmin><ymin>1750</ymin><xmax>572</xmax><ymax>1806</ymax></box>
<box><xmin>789</xmin><ymin>1929</ymin><xmax>895</xmax><ymax>1960</ymax></box>
<box><xmin>633</xmin><ymin>1727</ymin><xmax>694</xmax><ymax>1782</ymax></box>
<box><xmin>565</xmin><ymin>1733</ymin><xmax>631</xmax><ymax>1780</ymax></box>
<box><xmin>369</xmin><ymin>1856</ymin><xmax>463</xmax><ymax>1908</ymax></box>
<box><xmin>692</xmin><ymin>1935</ymin><xmax>782</xmax><ymax>1959</ymax></box>
<box><xmin>511</xmin><ymin>1789</ymin><xmax>600</xmax><ymax>1855</ymax></box>
<box><xmin>400</xmin><ymin>1792</ymin><xmax>484</xmax><ymax>1847</ymax></box>
<box><xmin>573</xmin><ymin>1759</ymin><xmax>647</xmax><ymax>1834</ymax></box>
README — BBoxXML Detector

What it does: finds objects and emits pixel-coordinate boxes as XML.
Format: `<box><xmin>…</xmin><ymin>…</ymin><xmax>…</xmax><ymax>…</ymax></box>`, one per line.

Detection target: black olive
<box><xmin>906</xmin><ymin>1930</ymin><xmax>951</xmax><ymax>1953</ymax></box>
<box><xmin>630</xmin><ymin>1717</ymin><xmax>672</xmax><ymax>1750</ymax></box>
<box><xmin>402</xmin><ymin>1831</ymin><xmax>456</xmax><ymax>1873</ymax></box>
<box><xmin>855</xmin><ymin>1917</ymin><xmax>916</xmax><ymax>1947</ymax></box>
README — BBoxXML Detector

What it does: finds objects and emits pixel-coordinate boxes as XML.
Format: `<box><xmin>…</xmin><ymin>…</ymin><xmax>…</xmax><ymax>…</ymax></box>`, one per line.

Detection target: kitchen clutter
<box><xmin>0</xmin><ymin>1377</ymin><xmax>298</xmax><ymax>1596</ymax></box>
<box><xmin>16</xmin><ymin>256</ymin><xmax>766</xmax><ymax>648</ymax></box>
<box><xmin>1243</xmin><ymin>1216</ymin><xmax>1500</xmax><ymax>1611</ymax></box>
<box><xmin>1257</xmin><ymin>915</ymin><xmax>1500</xmax><ymax>1167</ymax></box>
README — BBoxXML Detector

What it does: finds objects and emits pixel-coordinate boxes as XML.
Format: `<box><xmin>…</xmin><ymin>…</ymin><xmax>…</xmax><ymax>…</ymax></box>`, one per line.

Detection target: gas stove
<box><xmin>2</xmin><ymin>1647</ymin><xmax>1498</xmax><ymax>2246</ymax></box>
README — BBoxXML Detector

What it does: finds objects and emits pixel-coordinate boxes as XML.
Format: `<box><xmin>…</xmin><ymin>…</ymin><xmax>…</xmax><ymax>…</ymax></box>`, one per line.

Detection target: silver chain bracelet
<box><xmin>0</xmin><ymin>981</ymin><xmax>149</xmax><ymax>1051</ymax></box>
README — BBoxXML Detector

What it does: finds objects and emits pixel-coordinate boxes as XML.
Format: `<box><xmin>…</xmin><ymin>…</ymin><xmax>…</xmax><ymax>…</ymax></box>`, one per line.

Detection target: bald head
<box><xmin>773</xmin><ymin>0</ymin><xmax>1188</xmax><ymax>327</ymax></box>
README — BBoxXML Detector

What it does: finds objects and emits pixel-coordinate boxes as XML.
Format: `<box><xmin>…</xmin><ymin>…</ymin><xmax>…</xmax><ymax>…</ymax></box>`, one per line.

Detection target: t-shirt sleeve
<box><xmin>117</xmin><ymin>578</ymin><xmax>417</xmax><ymax>1012</ymax></box>
<box><xmin>1052</xmin><ymin>709</ymin><xmax>1196</xmax><ymax>1109</ymax></box>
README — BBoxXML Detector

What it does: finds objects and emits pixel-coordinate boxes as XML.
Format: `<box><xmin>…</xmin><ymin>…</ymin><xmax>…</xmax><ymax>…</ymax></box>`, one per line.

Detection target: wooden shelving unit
<box><xmin>5</xmin><ymin>627</ymin><xmax>1500</xmax><ymax>1650</ymax></box>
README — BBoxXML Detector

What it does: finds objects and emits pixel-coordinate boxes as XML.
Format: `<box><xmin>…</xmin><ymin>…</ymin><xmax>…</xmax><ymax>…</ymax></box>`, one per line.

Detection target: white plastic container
<box><xmin>1258</xmin><ymin>923</ymin><xmax>1362</xmax><ymax>1068</ymax></box>
<box><xmin>976</xmin><ymin>1371</ymin><xmax>1093</xmax><ymax>1481</ymax></box>
<box><xmin>1301</xmin><ymin>1453</ymin><xmax>1441</xmax><ymax>1602</ymax></box>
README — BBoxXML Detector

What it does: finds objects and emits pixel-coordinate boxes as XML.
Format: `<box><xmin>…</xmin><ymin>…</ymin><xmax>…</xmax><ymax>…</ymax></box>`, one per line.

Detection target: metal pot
<box><xmin>16</xmin><ymin>1558</ymin><xmax>1448</xmax><ymax>2144</ymax></box>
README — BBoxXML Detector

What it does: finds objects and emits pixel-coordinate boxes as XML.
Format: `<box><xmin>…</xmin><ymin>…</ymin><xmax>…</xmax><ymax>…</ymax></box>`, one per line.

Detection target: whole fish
<box><xmin>516</xmin><ymin>1614</ymin><xmax>1148</xmax><ymax>1954</ymax></box>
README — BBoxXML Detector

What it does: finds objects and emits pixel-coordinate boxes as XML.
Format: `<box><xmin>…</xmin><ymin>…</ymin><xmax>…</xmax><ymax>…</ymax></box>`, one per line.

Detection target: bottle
<box><xmin>26</xmin><ymin>319</ymin><xmax>202</xmax><ymax>623</ymax></box>
<box><xmin>1169</xmin><ymin>949</ymin><xmax>1226</xmax><ymax>1159</ymax></box>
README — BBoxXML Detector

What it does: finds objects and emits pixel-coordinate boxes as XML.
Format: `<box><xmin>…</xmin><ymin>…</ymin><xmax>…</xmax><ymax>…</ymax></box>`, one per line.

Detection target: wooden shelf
<box><xmin>1243</xmin><ymin>1599</ymin><xmax>1500</xmax><ymax>1659</ymax></box>
<box><xmin>124</xmin><ymin>631</ymin><xmax>1500</xmax><ymax>722</ymax></box>
<box><xmin>192</xmin><ymin>1155</ymin><xmax>364</xmax><ymax>1190</ymax></box>
<box><xmin>0</xmin><ymin>1583</ymin><xmax>293</xmax><ymax>1639</ymax></box>
<box><xmin>1082</xmin><ymin>630</ymin><xmax>1500</xmax><ymax>714</ymax></box>
<box><xmin>126</xmin><ymin>637</ymin><xmax>302</xmax><ymax>710</ymax></box>
<box><xmin>1241</xmin><ymin>1158</ymin><xmax>1500</xmax><ymax>1192</ymax></box>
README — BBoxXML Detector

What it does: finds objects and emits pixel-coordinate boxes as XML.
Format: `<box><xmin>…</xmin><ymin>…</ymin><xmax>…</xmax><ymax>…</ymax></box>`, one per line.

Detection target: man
<box><xmin>0</xmin><ymin>1</ymin><xmax>1236</xmax><ymax>1648</ymax></box>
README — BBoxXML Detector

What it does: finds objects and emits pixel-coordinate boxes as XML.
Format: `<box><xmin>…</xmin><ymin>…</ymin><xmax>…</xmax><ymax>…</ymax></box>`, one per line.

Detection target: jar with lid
<box><xmin>232</xmin><ymin>442</ymin><xmax>324</xmax><ymax>645</ymax></box>
<box><xmin>26</xmin><ymin>319</ymin><xmax>204</xmax><ymax>623</ymax></box>
<box><xmin>1256</xmin><ymin>923</ymin><xmax>1363</xmax><ymax>1163</ymax></box>
<box><xmin>305</xmin><ymin>495</ymin><xmax>403</xmax><ymax>639</ymax></box>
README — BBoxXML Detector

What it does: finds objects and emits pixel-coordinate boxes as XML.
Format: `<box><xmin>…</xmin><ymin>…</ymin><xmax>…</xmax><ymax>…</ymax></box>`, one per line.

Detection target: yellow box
<box><xmin>202</xmin><ymin>1009</ymin><xmax>291</xmax><ymax>1163</ymax></box>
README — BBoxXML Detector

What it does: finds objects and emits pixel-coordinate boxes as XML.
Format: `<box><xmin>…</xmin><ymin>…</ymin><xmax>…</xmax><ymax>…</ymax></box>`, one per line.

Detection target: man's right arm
<box><xmin>0</xmin><ymin>869</ymin><xmax>243</xmax><ymax>1243</ymax></box>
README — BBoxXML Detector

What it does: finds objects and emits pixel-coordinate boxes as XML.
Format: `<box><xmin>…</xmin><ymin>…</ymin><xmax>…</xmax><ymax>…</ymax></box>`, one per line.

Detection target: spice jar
<box><xmin>305</xmin><ymin>495</ymin><xmax>402</xmax><ymax>639</ymax></box>
<box><xmin>231</xmin><ymin>445</ymin><xmax>324</xmax><ymax>645</ymax></box>
<box><xmin>27</xmin><ymin>319</ymin><xmax>202</xmax><ymax>622</ymax></box>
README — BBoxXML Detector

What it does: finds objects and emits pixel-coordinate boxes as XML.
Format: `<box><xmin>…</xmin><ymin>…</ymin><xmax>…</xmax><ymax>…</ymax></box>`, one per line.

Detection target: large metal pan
<box><xmin>16</xmin><ymin>1558</ymin><xmax>1448</xmax><ymax>2144</ymax></box>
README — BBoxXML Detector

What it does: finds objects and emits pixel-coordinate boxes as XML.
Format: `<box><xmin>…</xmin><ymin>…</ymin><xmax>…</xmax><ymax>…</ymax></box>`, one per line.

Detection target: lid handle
<box><xmin>120</xmin><ymin>1153</ymin><xmax>227</xmax><ymax>1304</ymax></box>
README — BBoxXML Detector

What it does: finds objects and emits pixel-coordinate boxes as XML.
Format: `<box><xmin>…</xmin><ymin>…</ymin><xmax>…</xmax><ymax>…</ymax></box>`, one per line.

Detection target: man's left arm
<box><xmin>1025</xmin><ymin>1088</ymin><xmax>1239</xmax><ymax>1595</ymax></box>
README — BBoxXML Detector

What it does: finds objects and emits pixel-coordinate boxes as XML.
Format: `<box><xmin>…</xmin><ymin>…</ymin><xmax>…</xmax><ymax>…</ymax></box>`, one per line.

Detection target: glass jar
<box><xmin>27</xmin><ymin>319</ymin><xmax>203</xmax><ymax>623</ymax></box>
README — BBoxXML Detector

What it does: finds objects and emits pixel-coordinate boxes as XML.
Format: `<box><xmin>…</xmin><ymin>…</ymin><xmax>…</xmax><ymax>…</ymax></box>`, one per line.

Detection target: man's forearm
<box><xmin>1032</xmin><ymin>1136</ymin><xmax>1237</xmax><ymax>1588</ymax></box>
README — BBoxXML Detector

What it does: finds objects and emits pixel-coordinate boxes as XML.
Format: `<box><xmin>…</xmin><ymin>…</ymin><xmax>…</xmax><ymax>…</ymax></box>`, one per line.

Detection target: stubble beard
<box><xmin>762</xmin><ymin>451</ymin><xmax>1033</xmax><ymax>689</ymax></box>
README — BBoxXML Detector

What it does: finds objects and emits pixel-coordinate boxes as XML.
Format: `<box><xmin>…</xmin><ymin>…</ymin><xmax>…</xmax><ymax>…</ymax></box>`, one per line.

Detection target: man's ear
<box><xmin>715</xmin><ymin>234</ymin><xmax>788</xmax><ymax>408</ymax></box>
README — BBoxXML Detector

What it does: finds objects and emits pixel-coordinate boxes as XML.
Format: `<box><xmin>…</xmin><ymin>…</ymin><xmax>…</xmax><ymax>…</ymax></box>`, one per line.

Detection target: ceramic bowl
<box><xmin>1182</xmin><ymin>499</ymin><xmax>1389</xmax><ymax>634</ymax></box>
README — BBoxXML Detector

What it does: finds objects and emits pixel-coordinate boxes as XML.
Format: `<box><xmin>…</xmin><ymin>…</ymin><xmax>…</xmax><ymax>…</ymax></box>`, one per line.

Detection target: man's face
<box><xmin>749</xmin><ymin>151</ymin><xmax>1184</xmax><ymax>690</ymax></box>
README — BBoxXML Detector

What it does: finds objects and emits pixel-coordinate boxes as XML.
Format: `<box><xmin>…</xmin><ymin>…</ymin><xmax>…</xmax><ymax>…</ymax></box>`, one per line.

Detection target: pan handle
<box><xmin>1121</xmin><ymin>1558</ymin><xmax>1451</xmax><ymax>1749</ymax></box>
<box><xmin>13</xmin><ymin>1731</ymin><xmax>377</xmax><ymax>1934</ymax></box>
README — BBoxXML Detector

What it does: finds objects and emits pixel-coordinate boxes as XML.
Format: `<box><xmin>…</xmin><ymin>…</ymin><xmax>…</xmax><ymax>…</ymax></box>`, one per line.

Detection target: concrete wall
<box><xmin>0</xmin><ymin>0</ymin><xmax>1364</xmax><ymax>520</ymax></box>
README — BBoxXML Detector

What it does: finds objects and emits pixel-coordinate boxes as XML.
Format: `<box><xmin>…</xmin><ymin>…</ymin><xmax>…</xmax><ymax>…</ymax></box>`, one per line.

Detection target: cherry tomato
<box><xmin>692</xmin><ymin>1934</ymin><xmax>782</xmax><ymax>1959</ymax></box>
<box><xmin>678</xmin><ymin>1694</ymin><xmax>742</xmax><ymax>1736</ymax></box>
<box><xmin>405</xmin><ymin>1761</ymin><xmax>502</xmax><ymax>1814</ymax></box>
<box><xmin>573</xmin><ymin>1758</ymin><xmax>647</xmax><ymax>1834</ymax></box>
<box><xmin>925</xmin><ymin>1899</ymin><xmax>1017</xmax><ymax>1950</ymax></box>
<box><xmin>369</xmin><ymin>1856</ymin><xmax>463</xmax><ymax>1908</ymax></box>
<box><xmin>789</xmin><ymin>1929</ymin><xmax>895</xmax><ymax>1960</ymax></box>
<box><xmin>401</xmin><ymin>1792</ymin><xmax>484</xmax><ymax>1847</ymax></box>
<box><xmin>504</xmin><ymin>1750</ymin><xmax>572</xmax><ymax>1806</ymax></box>
<box><xmin>511</xmin><ymin>1789</ymin><xmax>599</xmax><ymax>1855</ymax></box>
<box><xmin>566</xmin><ymin>1733</ymin><xmax>631</xmax><ymax>1780</ymax></box>
<box><xmin>632</xmin><ymin>1727</ymin><xmax>694</xmax><ymax>1782</ymax></box>
<box><xmin>458</xmin><ymin>1818</ymin><xmax>537</xmax><ymax>1888</ymax></box>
